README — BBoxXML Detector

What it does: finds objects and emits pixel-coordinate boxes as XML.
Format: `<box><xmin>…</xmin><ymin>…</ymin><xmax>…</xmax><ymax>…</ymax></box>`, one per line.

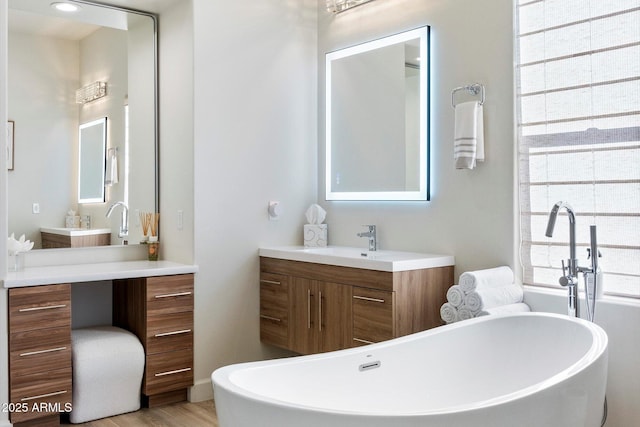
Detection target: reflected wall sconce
<box><xmin>76</xmin><ymin>81</ymin><xmax>107</xmax><ymax>104</ymax></box>
<box><xmin>326</xmin><ymin>0</ymin><xmax>376</xmax><ymax>13</ymax></box>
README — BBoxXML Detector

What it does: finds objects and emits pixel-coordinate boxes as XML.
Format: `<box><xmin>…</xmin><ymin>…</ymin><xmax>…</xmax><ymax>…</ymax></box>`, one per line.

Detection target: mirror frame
<box><xmin>325</xmin><ymin>26</ymin><xmax>430</xmax><ymax>201</ymax></box>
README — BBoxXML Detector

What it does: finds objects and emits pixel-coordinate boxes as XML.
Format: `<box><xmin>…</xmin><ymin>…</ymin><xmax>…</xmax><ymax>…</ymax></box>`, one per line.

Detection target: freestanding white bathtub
<box><xmin>212</xmin><ymin>313</ymin><xmax>608</xmax><ymax>427</ymax></box>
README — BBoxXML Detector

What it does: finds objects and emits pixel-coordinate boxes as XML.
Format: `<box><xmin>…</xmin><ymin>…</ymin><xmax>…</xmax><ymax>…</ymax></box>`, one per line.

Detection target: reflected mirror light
<box><xmin>325</xmin><ymin>26</ymin><xmax>430</xmax><ymax>201</ymax></box>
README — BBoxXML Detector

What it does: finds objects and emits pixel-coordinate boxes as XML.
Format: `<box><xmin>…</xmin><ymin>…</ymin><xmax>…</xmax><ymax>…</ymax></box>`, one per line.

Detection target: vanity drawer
<box><xmin>352</xmin><ymin>287</ymin><xmax>394</xmax><ymax>346</ymax></box>
<box><xmin>9</xmin><ymin>367</ymin><xmax>72</xmax><ymax>424</ymax></box>
<box><xmin>10</xmin><ymin>328</ymin><xmax>71</xmax><ymax>377</ymax></box>
<box><xmin>146</xmin><ymin>275</ymin><xmax>194</xmax><ymax>316</ymax></box>
<box><xmin>9</xmin><ymin>284</ymin><xmax>71</xmax><ymax>332</ymax></box>
<box><xmin>260</xmin><ymin>273</ymin><xmax>289</xmax><ymax>348</ymax></box>
<box><xmin>144</xmin><ymin>348</ymin><xmax>193</xmax><ymax>395</ymax></box>
<box><xmin>146</xmin><ymin>311</ymin><xmax>193</xmax><ymax>354</ymax></box>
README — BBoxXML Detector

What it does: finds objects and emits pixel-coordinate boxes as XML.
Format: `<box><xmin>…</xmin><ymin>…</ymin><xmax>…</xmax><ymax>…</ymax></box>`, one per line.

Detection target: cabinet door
<box><xmin>317</xmin><ymin>281</ymin><xmax>352</xmax><ymax>353</ymax></box>
<box><xmin>259</xmin><ymin>273</ymin><xmax>289</xmax><ymax>348</ymax></box>
<box><xmin>289</xmin><ymin>277</ymin><xmax>318</xmax><ymax>354</ymax></box>
<box><xmin>352</xmin><ymin>287</ymin><xmax>394</xmax><ymax>346</ymax></box>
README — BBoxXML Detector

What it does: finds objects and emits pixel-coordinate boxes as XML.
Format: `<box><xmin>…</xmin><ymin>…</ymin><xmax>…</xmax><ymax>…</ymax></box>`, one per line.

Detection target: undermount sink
<box><xmin>40</xmin><ymin>227</ymin><xmax>111</xmax><ymax>237</ymax></box>
<box><xmin>259</xmin><ymin>246</ymin><xmax>454</xmax><ymax>272</ymax></box>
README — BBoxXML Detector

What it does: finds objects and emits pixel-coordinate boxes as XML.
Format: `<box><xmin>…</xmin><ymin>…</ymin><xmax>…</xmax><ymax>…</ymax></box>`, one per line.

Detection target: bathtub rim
<box><xmin>212</xmin><ymin>312</ymin><xmax>608</xmax><ymax>417</ymax></box>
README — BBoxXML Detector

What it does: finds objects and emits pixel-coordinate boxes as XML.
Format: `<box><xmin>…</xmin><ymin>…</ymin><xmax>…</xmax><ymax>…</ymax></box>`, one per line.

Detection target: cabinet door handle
<box><xmin>260</xmin><ymin>279</ymin><xmax>281</xmax><ymax>285</ymax></box>
<box><xmin>21</xmin><ymin>390</ymin><xmax>67</xmax><ymax>402</ymax></box>
<box><xmin>307</xmin><ymin>289</ymin><xmax>312</xmax><ymax>329</ymax></box>
<box><xmin>353</xmin><ymin>338</ymin><xmax>375</xmax><ymax>345</ymax></box>
<box><xmin>18</xmin><ymin>304</ymin><xmax>66</xmax><ymax>312</ymax></box>
<box><xmin>154</xmin><ymin>291</ymin><xmax>192</xmax><ymax>299</ymax></box>
<box><xmin>318</xmin><ymin>291</ymin><xmax>323</xmax><ymax>332</ymax></box>
<box><xmin>154</xmin><ymin>329</ymin><xmax>191</xmax><ymax>338</ymax></box>
<box><xmin>353</xmin><ymin>295</ymin><xmax>385</xmax><ymax>303</ymax></box>
<box><xmin>19</xmin><ymin>346</ymin><xmax>67</xmax><ymax>357</ymax></box>
<box><xmin>260</xmin><ymin>315</ymin><xmax>281</xmax><ymax>323</ymax></box>
<box><xmin>154</xmin><ymin>367</ymin><xmax>191</xmax><ymax>377</ymax></box>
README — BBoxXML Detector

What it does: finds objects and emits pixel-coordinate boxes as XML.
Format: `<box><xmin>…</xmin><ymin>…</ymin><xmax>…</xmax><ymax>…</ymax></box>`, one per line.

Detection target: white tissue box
<box><xmin>304</xmin><ymin>224</ymin><xmax>327</xmax><ymax>247</ymax></box>
<box><xmin>66</xmin><ymin>215</ymin><xmax>80</xmax><ymax>228</ymax></box>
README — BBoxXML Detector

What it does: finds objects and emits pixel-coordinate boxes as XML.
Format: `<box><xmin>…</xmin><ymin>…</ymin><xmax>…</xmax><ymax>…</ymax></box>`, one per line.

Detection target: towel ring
<box><xmin>452</xmin><ymin>83</ymin><xmax>485</xmax><ymax>108</ymax></box>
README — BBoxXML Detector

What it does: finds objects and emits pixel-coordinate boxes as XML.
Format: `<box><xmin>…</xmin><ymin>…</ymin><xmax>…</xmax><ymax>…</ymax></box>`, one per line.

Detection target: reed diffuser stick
<box><xmin>150</xmin><ymin>213</ymin><xmax>160</xmax><ymax>237</ymax></box>
<box><xmin>139</xmin><ymin>211</ymin><xmax>151</xmax><ymax>237</ymax></box>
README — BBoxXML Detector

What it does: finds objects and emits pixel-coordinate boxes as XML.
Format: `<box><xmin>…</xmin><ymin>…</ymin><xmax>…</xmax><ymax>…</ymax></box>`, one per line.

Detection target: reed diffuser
<box><xmin>139</xmin><ymin>211</ymin><xmax>152</xmax><ymax>243</ymax></box>
<box><xmin>147</xmin><ymin>212</ymin><xmax>160</xmax><ymax>261</ymax></box>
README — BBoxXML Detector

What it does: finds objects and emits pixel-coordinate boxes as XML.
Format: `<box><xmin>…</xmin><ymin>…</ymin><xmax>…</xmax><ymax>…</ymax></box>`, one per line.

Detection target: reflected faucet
<box><xmin>545</xmin><ymin>201</ymin><xmax>601</xmax><ymax>321</ymax></box>
<box><xmin>357</xmin><ymin>225</ymin><xmax>377</xmax><ymax>251</ymax></box>
<box><xmin>106</xmin><ymin>201</ymin><xmax>129</xmax><ymax>242</ymax></box>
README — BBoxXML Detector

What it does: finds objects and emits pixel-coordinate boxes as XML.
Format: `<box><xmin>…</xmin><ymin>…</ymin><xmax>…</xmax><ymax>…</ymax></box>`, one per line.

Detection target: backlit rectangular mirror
<box><xmin>78</xmin><ymin>118</ymin><xmax>107</xmax><ymax>203</ymax></box>
<box><xmin>326</xmin><ymin>26</ymin><xmax>430</xmax><ymax>201</ymax></box>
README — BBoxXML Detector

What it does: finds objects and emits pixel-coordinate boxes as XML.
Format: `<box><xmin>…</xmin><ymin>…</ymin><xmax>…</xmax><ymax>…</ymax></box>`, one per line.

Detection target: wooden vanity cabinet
<box><xmin>8</xmin><ymin>284</ymin><xmax>72</xmax><ymax>426</ymax></box>
<box><xmin>289</xmin><ymin>278</ymin><xmax>352</xmax><ymax>354</ymax></box>
<box><xmin>260</xmin><ymin>257</ymin><xmax>453</xmax><ymax>354</ymax></box>
<box><xmin>113</xmin><ymin>274</ymin><xmax>194</xmax><ymax>407</ymax></box>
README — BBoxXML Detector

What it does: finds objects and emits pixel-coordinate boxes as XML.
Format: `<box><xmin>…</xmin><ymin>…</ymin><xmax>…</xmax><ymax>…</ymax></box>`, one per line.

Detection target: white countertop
<box><xmin>40</xmin><ymin>227</ymin><xmax>112</xmax><ymax>237</ymax></box>
<box><xmin>3</xmin><ymin>260</ymin><xmax>199</xmax><ymax>288</ymax></box>
<box><xmin>259</xmin><ymin>246</ymin><xmax>454</xmax><ymax>272</ymax></box>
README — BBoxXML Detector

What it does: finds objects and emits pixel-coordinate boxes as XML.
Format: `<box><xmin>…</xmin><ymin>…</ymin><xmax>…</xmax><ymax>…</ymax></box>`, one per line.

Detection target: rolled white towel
<box><xmin>458</xmin><ymin>266</ymin><xmax>515</xmax><ymax>293</ymax></box>
<box><xmin>477</xmin><ymin>302</ymin><xmax>531</xmax><ymax>316</ymax></box>
<box><xmin>463</xmin><ymin>284</ymin><xmax>524</xmax><ymax>312</ymax></box>
<box><xmin>446</xmin><ymin>285</ymin><xmax>465</xmax><ymax>307</ymax></box>
<box><xmin>457</xmin><ymin>305</ymin><xmax>474</xmax><ymax>320</ymax></box>
<box><xmin>440</xmin><ymin>302</ymin><xmax>459</xmax><ymax>324</ymax></box>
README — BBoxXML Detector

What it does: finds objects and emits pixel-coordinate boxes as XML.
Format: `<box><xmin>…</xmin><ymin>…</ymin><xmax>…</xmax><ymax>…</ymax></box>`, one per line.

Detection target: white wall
<box><xmin>0</xmin><ymin>0</ymin><xmax>8</xmax><ymax>423</ymax></box>
<box><xmin>7</xmin><ymin>33</ymin><xmax>78</xmax><ymax>247</ymax></box>
<box><xmin>190</xmin><ymin>0</ymin><xmax>318</xmax><ymax>399</ymax></box>
<box><xmin>318</xmin><ymin>0</ymin><xmax>516</xmax><ymax>278</ymax></box>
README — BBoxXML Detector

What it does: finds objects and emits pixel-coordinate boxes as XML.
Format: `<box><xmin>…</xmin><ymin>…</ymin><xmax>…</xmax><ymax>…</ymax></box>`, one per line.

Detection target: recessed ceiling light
<box><xmin>50</xmin><ymin>2</ymin><xmax>81</xmax><ymax>13</ymax></box>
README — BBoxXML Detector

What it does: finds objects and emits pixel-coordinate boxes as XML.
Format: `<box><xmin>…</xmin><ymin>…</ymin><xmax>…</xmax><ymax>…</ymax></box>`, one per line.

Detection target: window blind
<box><xmin>515</xmin><ymin>0</ymin><xmax>640</xmax><ymax>298</ymax></box>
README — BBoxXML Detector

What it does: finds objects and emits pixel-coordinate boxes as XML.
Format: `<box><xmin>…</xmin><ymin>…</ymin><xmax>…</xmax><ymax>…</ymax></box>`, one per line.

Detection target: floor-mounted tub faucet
<box><xmin>106</xmin><ymin>201</ymin><xmax>129</xmax><ymax>244</ymax></box>
<box><xmin>545</xmin><ymin>201</ymin><xmax>600</xmax><ymax>320</ymax></box>
<box><xmin>545</xmin><ymin>201</ymin><xmax>579</xmax><ymax>317</ymax></box>
<box><xmin>357</xmin><ymin>225</ymin><xmax>377</xmax><ymax>251</ymax></box>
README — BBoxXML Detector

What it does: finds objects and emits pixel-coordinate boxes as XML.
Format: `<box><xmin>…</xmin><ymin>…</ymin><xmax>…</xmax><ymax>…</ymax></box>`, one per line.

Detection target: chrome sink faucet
<box><xmin>357</xmin><ymin>225</ymin><xmax>377</xmax><ymax>251</ymax></box>
<box><xmin>545</xmin><ymin>201</ymin><xmax>601</xmax><ymax>320</ymax></box>
<box><xmin>106</xmin><ymin>201</ymin><xmax>129</xmax><ymax>242</ymax></box>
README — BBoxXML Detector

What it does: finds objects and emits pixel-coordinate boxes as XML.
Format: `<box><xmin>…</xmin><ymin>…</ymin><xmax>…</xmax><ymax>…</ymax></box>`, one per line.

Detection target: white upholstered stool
<box><xmin>70</xmin><ymin>326</ymin><xmax>144</xmax><ymax>424</ymax></box>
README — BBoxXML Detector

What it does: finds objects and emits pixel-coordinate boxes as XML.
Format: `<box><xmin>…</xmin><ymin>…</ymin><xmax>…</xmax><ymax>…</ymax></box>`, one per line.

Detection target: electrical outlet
<box><xmin>32</xmin><ymin>203</ymin><xmax>40</xmax><ymax>214</ymax></box>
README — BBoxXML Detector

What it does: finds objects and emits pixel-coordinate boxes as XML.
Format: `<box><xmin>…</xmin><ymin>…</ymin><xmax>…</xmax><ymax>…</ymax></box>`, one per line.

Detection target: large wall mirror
<box><xmin>7</xmin><ymin>0</ymin><xmax>158</xmax><ymax>249</ymax></box>
<box><xmin>325</xmin><ymin>26</ymin><xmax>430</xmax><ymax>201</ymax></box>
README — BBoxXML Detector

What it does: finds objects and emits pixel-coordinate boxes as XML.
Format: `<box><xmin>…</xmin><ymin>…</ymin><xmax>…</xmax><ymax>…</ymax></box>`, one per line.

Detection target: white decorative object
<box><xmin>7</xmin><ymin>233</ymin><xmax>34</xmax><ymax>271</ymax></box>
<box><xmin>66</xmin><ymin>210</ymin><xmax>80</xmax><ymax>228</ymax></box>
<box><xmin>304</xmin><ymin>204</ymin><xmax>328</xmax><ymax>247</ymax></box>
<box><xmin>304</xmin><ymin>224</ymin><xmax>328</xmax><ymax>247</ymax></box>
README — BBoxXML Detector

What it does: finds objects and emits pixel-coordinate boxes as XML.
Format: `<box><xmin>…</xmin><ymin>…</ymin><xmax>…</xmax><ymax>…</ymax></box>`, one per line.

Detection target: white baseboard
<box><xmin>188</xmin><ymin>378</ymin><xmax>214</xmax><ymax>402</ymax></box>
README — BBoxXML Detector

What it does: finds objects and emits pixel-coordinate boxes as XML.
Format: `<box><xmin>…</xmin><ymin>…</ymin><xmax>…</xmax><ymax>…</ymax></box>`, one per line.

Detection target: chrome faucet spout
<box><xmin>546</xmin><ymin>201</ymin><xmax>579</xmax><ymax>317</ymax></box>
<box><xmin>106</xmin><ymin>201</ymin><xmax>129</xmax><ymax>239</ymax></box>
<box><xmin>357</xmin><ymin>225</ymin><xmax>377</xmax><ymax>251</ymax></box>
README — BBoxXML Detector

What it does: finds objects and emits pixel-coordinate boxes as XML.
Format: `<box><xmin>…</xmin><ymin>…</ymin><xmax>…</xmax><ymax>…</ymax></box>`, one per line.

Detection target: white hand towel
<box><xmin>457</xmin><ymin>305</ymin><xmax>474</xmax><ymax>320</ymax></box>
<box><xmin>454</xmin><ymin>101</ymin><xmax>484</xmax><ymax>169</ymax></box>
<box><xmin>458</xmin><ymin>266</ymin><xmax>514</xmax><ymax>293</ymax></box>
<box><xmin>477</xmin><ymin>302</ymin><xmax>531</xmax><ymax>316</ymax></box>
<box><xmin>463</xmin><ymin>284</ymin><xmax>524</xmax><ymax>312</ymax></box>
<box><xmin>440</xmin><ymin>302</ymin><xmax>459</xmax><ymax>324</ymax></box>
<box><xmin>446</xmin><ymin>285</ymin><xmax>465</xmax><ymax>307</ymax></box>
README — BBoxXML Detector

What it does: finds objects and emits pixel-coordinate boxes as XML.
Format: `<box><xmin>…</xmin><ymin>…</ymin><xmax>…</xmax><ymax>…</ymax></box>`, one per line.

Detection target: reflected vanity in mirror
<box><xmin>325</xmin><ymin>26</ymin><xmax>430</xmax><ymax>201</ymax></box>
<box><xmin>7</xmin><ymin>0</ymin><xmax>158</xmax><ymax>249</ymax></box>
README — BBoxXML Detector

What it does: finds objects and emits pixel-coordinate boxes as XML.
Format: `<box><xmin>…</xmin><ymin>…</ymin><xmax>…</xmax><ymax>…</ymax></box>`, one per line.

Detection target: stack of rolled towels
<box><xmin>440</xmin><ymin>266</ymin><xmax>530</xmax><ymax>324</ymax></box>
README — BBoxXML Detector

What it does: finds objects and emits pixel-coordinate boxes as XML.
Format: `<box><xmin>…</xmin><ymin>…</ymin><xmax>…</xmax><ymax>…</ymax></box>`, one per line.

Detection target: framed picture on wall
<box><xmin>7</xmin><ymin>120</ymin><xmax>14</xmax><ymax>170</ymax></box>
